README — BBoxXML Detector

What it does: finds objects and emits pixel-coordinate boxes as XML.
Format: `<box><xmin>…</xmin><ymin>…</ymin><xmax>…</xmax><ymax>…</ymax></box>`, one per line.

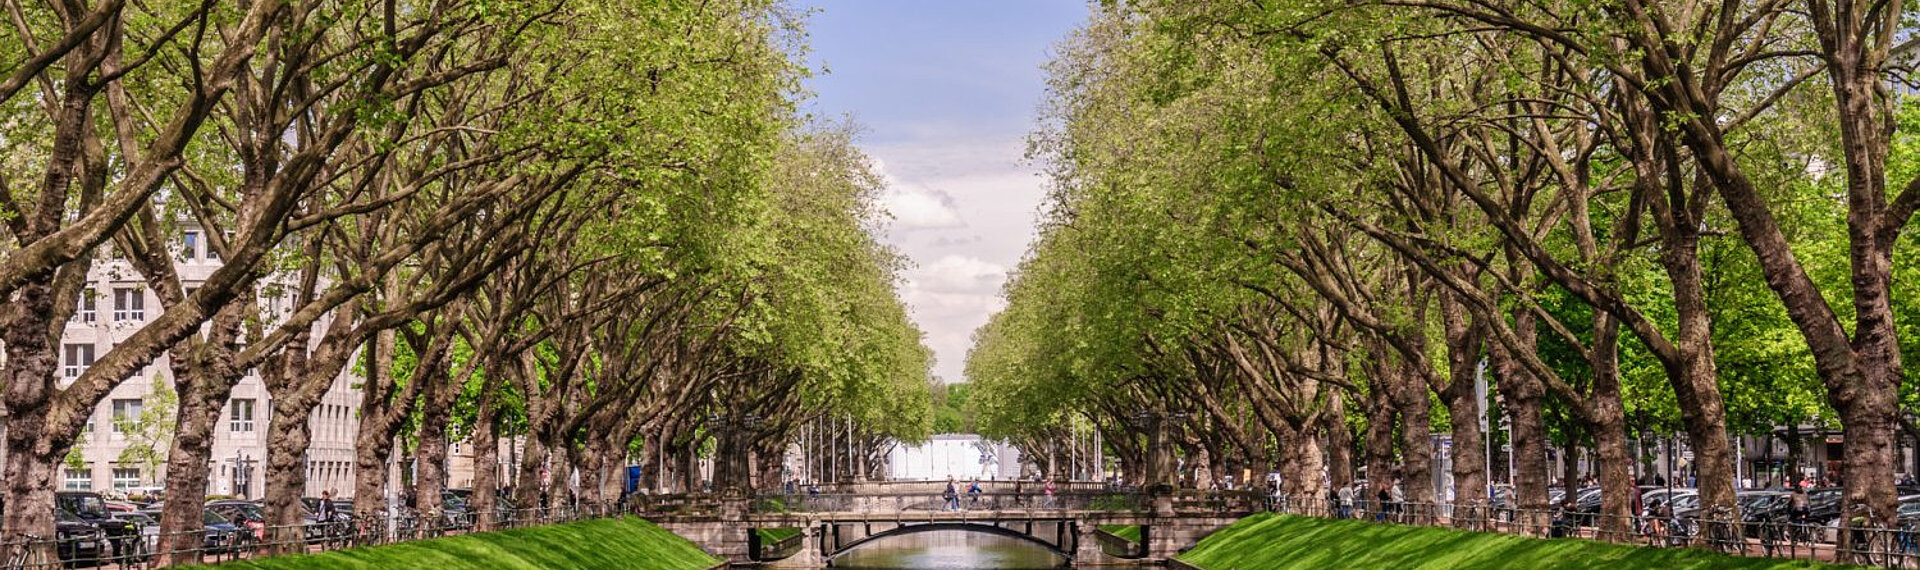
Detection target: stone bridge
<box><xmin>643</xmin><ymin>483</ymin><xmax>1258</xmax><ymax>567</ymax></box>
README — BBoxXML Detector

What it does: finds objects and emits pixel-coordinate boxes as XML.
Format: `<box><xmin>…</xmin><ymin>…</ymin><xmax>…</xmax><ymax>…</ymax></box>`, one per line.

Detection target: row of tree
<box><xmin>0</xmin><ymin>0</ymin><xmax>932</xmax><ymax>561</ymax></box>
<box><xmin>969</xmin><ymin>0</ymin><xmax>1918</xmax><ymax>538</ymax></box>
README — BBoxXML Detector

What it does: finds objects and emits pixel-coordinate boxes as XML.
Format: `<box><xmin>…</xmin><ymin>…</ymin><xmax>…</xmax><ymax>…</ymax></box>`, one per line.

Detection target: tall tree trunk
<box><xmin>514</xmin><ymin>435</ymin><xmax>547</xmax><ymax>508</ymax></box>
<box><xmin>1392</xmin><ymin>357</ymin><xmax>1437</xmax><ymax>518</ymax></box>
<box><xmin>1590</xmin><ymin>313</ymin><xmax>1636</xmax><ymax>540</ymax></box>
<box><xmin>1490</xmin><ymin>307</ymin><xmax>1551</xmax><ymax>534</ymax></box>
<box><xmin>154</xmin><ymin>377</ymin><xmax>228</xmax><ymax>563</ymax></box>
<box><xmin>1276</xmin><ymin>423</ymin><xmax>1326</xmax><ymax>501</ymax></box>
<box><xmin>470</xmin><ymin>393</ymin><xmax>500</xmax><ymax>529</ymax></box>
<box><xmin>1326</xmin><ymin>390</ymin><xmax>1355</xmax><ymax>490</ymax></box>
<box><xmin>414</xmin><ymin>413</ymin><xmax>451</xmax><ymax>519</ymax></box>
<box><xmin>1663</xmin><ymin>232</ymin><xmax>1740</xmax><ymax>519</ymax></box>
<box><xmin>1364</xmin><ymin>383</ymin><xmax>1400</xmax><ymax>508</ymax></box>
<box><xmin>1440</xmin><ymin>295</ymin><xmax>1487</xmax><ymax>525</ymax></box>
<box><xmin>261</xmin><ymin>401</ymin><xmax>315</xmax><ymax>552</ymax></box>
<box><xmin>1</xmin><ymin>281</ymin><xmax>64</xmax><ymax>544</ymax></box>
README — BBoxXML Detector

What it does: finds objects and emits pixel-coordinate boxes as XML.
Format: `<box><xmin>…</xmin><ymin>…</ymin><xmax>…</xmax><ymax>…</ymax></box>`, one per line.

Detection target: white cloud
<box><xmin>860</xmin><ymin>136</ymin><xmax>1050</xmax><ymax>384</ymax></box>
<box><xmin>883</xmin><ymin>185</ymin><xmax>966</xmax><ymax>230</ymax></box>
<box><xmin>906</xmin><ymin>255</ymin><xmax>1007</xmax><ymax>295</ymax></box>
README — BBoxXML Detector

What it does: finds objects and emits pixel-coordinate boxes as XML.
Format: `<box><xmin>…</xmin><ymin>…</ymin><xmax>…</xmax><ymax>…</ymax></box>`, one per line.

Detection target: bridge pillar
<box><xmin>1073</xmin><ymin>522</ymin><xmax>1107</xmax><ymax>564</ymax></box>
<box><xmin>785</xmin><ymin>523</ymin><xmax>824</xmax><ymax>568</ymax></box>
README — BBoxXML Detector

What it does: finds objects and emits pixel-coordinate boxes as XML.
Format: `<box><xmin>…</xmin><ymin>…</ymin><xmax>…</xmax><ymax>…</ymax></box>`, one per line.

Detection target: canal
<box><xmin>769</xmin><ymin>529</ymin><xmax>1148</xmax><ymax>569</ymax></box>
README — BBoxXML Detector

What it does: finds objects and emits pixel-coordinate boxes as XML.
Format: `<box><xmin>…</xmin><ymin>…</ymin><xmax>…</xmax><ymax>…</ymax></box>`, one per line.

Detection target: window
<box><xmin>111</xmin><ymin>399</ymin><xmax>142</xmax><ymax>432</ymax></box>
<box><xmin>75</xmin><ymin>289</ymin><xmax>95</xmax><ymax>323</ymax></box>
<box><xmin>181</xmin><ymin>231</ymin><xmax>200</xmax><ymax>261</ymax></box>
<box><xmin>64</xmin><ymin>466</ymin><xmax>91</xmax><ymax>491</ymax></box>
<box><xmin>62</xmin><ymin>344</ymin><xmax>95</xmax><ymax>378</ymax></box>
<box><xmin>112</xmin><ymin>287</ymin><xmax>144</xmax><ymax>321</ymax></box>
<box><xmin>112</xmin><ymin>468</ymin><xmax>140</xmax><ymax>492</ymax></box>
<box><xmin>229</xmin><ymin>398</ymin><xmax>255</xmax><ymax>433</ymax></box>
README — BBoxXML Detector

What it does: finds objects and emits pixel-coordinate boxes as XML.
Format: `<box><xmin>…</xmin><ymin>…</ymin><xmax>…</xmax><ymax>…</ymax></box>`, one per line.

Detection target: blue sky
<box><xmin>798</xmin><ymin>1</ymin><xmax>1089</xmax><ymax>384</ymax></box>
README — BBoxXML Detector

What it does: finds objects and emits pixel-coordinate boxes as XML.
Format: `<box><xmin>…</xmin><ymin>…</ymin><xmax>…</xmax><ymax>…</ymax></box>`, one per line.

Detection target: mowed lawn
<box><xmin>188</xmin><ymin>517</ymin><xmax>717</xmax><ymax>570</ymax></box>
<box><xmin>1179</xmin><ymin>514</ymin><xmax>1851</xmax><ymax>570</ymax></box>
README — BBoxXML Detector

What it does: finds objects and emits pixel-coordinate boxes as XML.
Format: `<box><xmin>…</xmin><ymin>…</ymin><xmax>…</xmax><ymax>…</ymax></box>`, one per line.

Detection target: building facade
<box><xmin>7</xmin><ymin>229</ymin><xmax>366</xmax><ymax>500</ymax></box>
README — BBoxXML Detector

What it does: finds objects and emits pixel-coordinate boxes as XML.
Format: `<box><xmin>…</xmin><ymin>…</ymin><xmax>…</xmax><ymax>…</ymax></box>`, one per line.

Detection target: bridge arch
<box><xmin>823</xmin><ymin>521</ymin><xmax>1076</xmax><ymax>562</ymax></box>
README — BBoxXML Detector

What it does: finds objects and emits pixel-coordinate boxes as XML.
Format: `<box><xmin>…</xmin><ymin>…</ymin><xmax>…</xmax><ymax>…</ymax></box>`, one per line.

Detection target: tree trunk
<box><xmin>154</xmin><ymin>357</ymin><xmax>247</xmax><ymax>563</ymax></box>
<box><xmin>1392</xmin><ymin>358</ymin><xmax>1436</xmax><ymax>518</ymax></box>
<box><xmin>1590</xmin><ymin>313</ymin><xmax>1636</xmax><ymax>541</ymax></box>
<box><xmin>1326</xmin><ymin>390</ymin><xmax>1355</xmax><ymax>490</ymax></box>
<box><xmin>1364</xmin><ymin>383</ymin><xmax>1399</xmax><ymax>507</ymax></box>
<box><xmin>261</xmin><ymin>401</ymin><xmax>315</xmax><ymax>552</ymax></box>
<box><xmin>1661</xmin><ymin>227</ymin><xmax>1741</xmax><ymax>520</ymax></box>
<box><xmin>1276</xmin><ymin>423</ymin><xmax>1326</xmax><ymax>502</ymax></box>
<box><xmin>1</xmin><ymin>280</ymin><xmax>62</xmax><ymax>544</ymax></box>
<box><xmin>471</xmin><ymin>401</ymin><xmax>500</xmax><ymax>529</ymax></box>
<box><xmin>514</xmin><ymin>435</ymin><xmax>547</xmax><ymax>508</ymax></box>
<box><xmin>414</xmin><ymin>411</ymin><xmax>450</xmax><ymax>519</ymax></box>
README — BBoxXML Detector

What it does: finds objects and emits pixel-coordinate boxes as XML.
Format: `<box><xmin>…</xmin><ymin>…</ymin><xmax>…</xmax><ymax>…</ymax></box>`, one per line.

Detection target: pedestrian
<box><xmin>1044</xmin><ymin>478</ymin><xmax>1058</xmax><ymax>509</ymax></box>
<box><xmin>943</xmin><ymin>477</ymin><xmax>959</xmax><ymax>511</ymax></box>
<box><xmin>1376</xmin><ymin>486</ymin><xmax>1393</xmax><ymax>521</ymax></box>
<box><xmin>1790</xmin><ymin>486</ymin><xmax>1810</xmax><ymax>527</ymax></box>
<box><xmin>1338</xmin><ymin>484</ymin><xmax>1355</xmax><ymax>519</ymax></box>
<box><xmin>1389</xmin><ymin>480</ymin><xmax>1405</xmax><ymax>521</ymax></box>
<box><xmin>967</xmin><ymin>478</ymin><xmax>983</xmax><ymax>508</ymax></box>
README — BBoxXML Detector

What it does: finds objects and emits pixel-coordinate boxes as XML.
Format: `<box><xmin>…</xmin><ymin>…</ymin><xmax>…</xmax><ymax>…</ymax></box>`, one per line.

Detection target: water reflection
<box><xmin>821</xmin><ymin>530</ymin><xmax>1067</xmax><ymax>569</ymax></box>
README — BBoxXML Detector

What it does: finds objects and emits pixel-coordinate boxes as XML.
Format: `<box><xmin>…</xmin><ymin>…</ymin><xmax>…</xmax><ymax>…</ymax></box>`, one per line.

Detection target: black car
<box><xmin>1804</xmin><ymin>487</ymin><xmax>1844</xmax><ymax>523</ymax></box>
<box><xmin>56</xmin><ymin>491</ymin><xmax>144</xmax><ymax>562</ymax></box>
<box><xmin>205</xmin><ymin>500</ymin><xmax>268</xmax><ymax>542</ymax></box>
<box><xmin>1738</xmin><ymin>491</ymin><xmax>1793</xmax><ymax>523</ymax></box>
<box><xmin>199</xmin><ymin>508</ymin><xmax>246</xmax><ymax>553</ymax></box>
<box><xmin>54</xmin><ymin>508</ymin><xmax>106</xmax><ymax>566</ymax></box>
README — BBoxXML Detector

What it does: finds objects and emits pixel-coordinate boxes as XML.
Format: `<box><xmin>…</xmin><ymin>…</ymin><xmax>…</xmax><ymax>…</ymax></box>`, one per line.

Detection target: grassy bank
<box><xmin>756</xmin><ymin>527</ymin><xmax>801</xmax><ymax>544</ymax></box>
<box><xmin>1178</xmin><ymin>514</ymin><xmax>1847</xmax><ymax>570</ymax></box>
<box><xmin>191</xmin><ymin>517</ymin><xmax>717</xmax><ymax>570</ymax></box>
<box><xmin>1098</xmin><ymin>524</ymin><xmax>1142</xmax><ymax>542</ymax></box>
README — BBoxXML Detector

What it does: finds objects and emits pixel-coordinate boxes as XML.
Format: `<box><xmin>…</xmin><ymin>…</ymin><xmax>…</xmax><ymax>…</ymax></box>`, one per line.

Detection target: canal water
<box><xmin>771</xmin><ymin>529</ymin><xmax>1147</xmax><ymax>569</ymax></box>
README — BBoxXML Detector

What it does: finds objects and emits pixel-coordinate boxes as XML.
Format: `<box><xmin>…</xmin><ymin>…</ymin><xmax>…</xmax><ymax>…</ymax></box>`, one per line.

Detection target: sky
<box><xmin>797</xmin><ymin>1</ymin><xmax>1089</xmax><ymax>384</ymax></box>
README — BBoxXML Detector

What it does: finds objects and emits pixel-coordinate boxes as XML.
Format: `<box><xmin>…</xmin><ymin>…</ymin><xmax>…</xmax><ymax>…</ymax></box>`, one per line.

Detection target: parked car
<box><xmin>1804</xmin><ymin>487</ymin><xmax>1845</xmax><ymax>524</ymax></box>
<box><xmin>1738</xmin><ymin>491</ymin><xmax>1793</xmax><ymax>523</ymax></box>
<box><xmin>112</xmin><ymin>510</ymin><xmax>159</xmax><ymax>551</ymax></box>
<box><xmin>205</xmin><ymin>500</ymin><xmax>268</xmax><ymax>541</ymax></box>
<box><xmin>299</xmin><ymin>498</ymin><xmax>351</xmax><ymax>543</ymax></box>
<box><xmin>54</xmin><ymin>508</ymin><xmax>106</xmax><ymax>566</ymax></box>
<box><xmin>56</xmin><ymin>491</ymin><xmax>145</xmax><ymax>562</ymax></box>
<box><xmin>1819</xmin><ymin>493</ymin><xmax>1920</xmax><ymax>543</ymax></box>
<box><xmin>439</xmin><ymin>491</ymin><xmax>473</xmax><ymax>529</ymax></box>
<box><xmin>199</xmin><ymin>508</ymin><xmax>247</xmax><ymax>553</ymax></box>
<box><xmin>1572</xmin><ymin>488</ymin><xmax>1604</xmax><ymax>525</ymax></box>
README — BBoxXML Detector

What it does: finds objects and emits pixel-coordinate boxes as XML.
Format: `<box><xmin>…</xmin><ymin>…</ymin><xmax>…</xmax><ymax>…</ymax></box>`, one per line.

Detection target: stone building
<box><xmin>1</xmin><ymin>228</ymin><xmax>365</xmax><ymax>500</ymax></box>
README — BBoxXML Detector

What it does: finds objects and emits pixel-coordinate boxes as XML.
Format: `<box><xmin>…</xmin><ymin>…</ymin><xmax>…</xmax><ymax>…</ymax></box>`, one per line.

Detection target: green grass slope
<box><xmin>191</xmin><ymin>517</ymin><xmax>717</xmax><ymax>570</ymax></box>
<box><xmin>1178</xmin><ymin>514</ymin><xmax>1849</xmax><ymax>570</ymax></box>
<box><xmin>1099</xmin><ymin>524</ymin><xmax>1143</xmax><ymax>542</ymax></box>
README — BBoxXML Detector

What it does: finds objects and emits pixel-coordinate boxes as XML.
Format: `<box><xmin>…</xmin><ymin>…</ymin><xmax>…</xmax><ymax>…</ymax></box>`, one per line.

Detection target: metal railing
<box><xmin>1</xmin><ymin>502</ymin><xmax>638</xmax><ymax>570</ymax></box>
<box><xmin>1259</xmin><ymin>493</ymin><xmax>1920</xmax><ymax>568</ymax></box>
<box><xmin>746</xmin><ymin>488</ymin><xmax>1268</xmax><ymax>515</ymax></box>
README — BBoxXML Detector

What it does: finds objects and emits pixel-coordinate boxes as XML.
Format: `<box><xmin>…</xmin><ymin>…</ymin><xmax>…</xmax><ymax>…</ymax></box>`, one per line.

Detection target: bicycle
<box><xmin>1703</xmin><ymin>506</ymin><xmax>1747</xmax><ymax>556</ymax></box>
<box><xmin>4</xmin><ymin>535</ymin><xmax>41</xmax><ymax>570</ymax></box>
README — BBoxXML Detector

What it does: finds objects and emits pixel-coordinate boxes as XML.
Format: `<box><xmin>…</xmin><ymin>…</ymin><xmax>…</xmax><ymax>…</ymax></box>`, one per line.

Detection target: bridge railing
<box><xmin>1257</xmin><ymin>493</ymin><xmax>1920</xmax><ymax>568</ymax></box>
<box><xmin>744</xmin><ymin>488</ymin><xmax>1268</xmax><ymax>516</ymax></box>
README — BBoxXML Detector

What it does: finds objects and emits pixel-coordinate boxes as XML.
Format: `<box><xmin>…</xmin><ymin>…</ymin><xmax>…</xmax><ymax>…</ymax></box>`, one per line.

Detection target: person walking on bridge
<box><xmin>966</xmin><ymin>478</ymin><xmax>983</xmax><ymax>509</ymax></box>
<box><xmin>943</xmin><ymin>477</ymin><xmax>960</xmax><ymax>511</ymax></box>
<box><xmin>1043</xmin><ymin>477</ymin><xmax>1058</xmax><ymax>509</ymax></box>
